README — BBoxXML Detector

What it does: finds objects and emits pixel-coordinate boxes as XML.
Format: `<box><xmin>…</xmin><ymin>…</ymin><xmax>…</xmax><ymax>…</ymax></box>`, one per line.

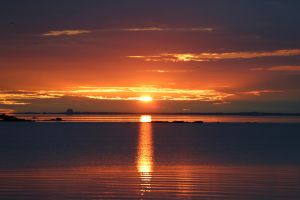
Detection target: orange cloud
<box><xmin>0</xmin><ymin>100</ymin><xmax>29</xmax><ymax>105</ymax></box>
<box><xmin>1</xmin><ymin>87</ymin><xmax>287</xmax><ymax>107</ymax></box>
<box><xmin>252</xmin><ymin>66</ymin><xmax>300</xmax><ymax>72</ymax></box>
<box><xmin>42</xmin><ymin>30</ymin><xmax>92</xmax><ymax>37</ymax></box>
<box><xmin>128</xmin><ymin>49</ymin><xmax>300</xmax><ymax>62</ymax></box>
<box><xmin>69</xmin><ymin>86</ymin><xmax>233</xmax><ymax>101</ymax></box>
<box><xmin>0</xmin><ymin>109</ymin><xmax>14</xmax><ymax>114</ymax></box>
<box><xmin>241</xmin><ymin>90</ymin><xmax>283</xmax><ymax>96</ymax></box>
<box><xmin>118</xmin><ymin>27</ymin><xmax>214</xmax><ymax>32</ymax></box>
<box><xmin>0</xmin><ymin>86</ymin><xmax>233</xmax><ymax>105</ymax></box>
<box><xmin>144</xmin><ymin>69</ymin><xmax>192</xmax><ymax>73</ymax></box>
<box><xmin>0</xmin><ymin>90</ymin><xmax>64</xmax><ymax>105</ymax></box>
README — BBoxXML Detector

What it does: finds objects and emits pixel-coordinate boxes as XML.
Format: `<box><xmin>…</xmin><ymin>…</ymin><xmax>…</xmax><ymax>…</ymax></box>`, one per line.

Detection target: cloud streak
<box><xmin>128</xmin><ymin>49</ymin><xmax>300</xmax><ymax>62</ymax></box>
<box><xmin>0</xmin><ymin>86</ymin><xmax>233</xmax><ymax>105</ymax></box>
<box><xmin>41</xmin><ymin>27</ymin><xmax>213</xmax><ymax>37</ymax></box>
<box><xmin>144</xmin><ymin>69</ymin><xmax>192</xmax><ymax>73</ymax></box>
<box><xmin>0</xmin><ymin>109</ymin><xmax>14</xmax><ymax>114</ymax></box>
<box><xmin>42</xmin><ymin>30</ymin><xmax>93</xmax><ymax>37</ymax></box>
<box><xmin>1</xmin><ymin>86</ymin><xmax>288</xmax><ymax>107</ymax></box>
<box><xmin>0</xmin><ymin>90</ymin><xmax>64</xmax><ymax>105</ymax></box>
<box><xmin>118</xmin><ymin>27</ymin><xmax>214</xmax><ymax>32</ymax></box>
<box><xmin>1</xmin><ymin>87</ymin><xmax>286</xmax><ymax>109</ymax></box>
<box><xmin>241</xmin><ymin>90</ymin><xmax>283</xmax><ymax>96</ymax></box>
<box><xmin>252</xmin><ymin>66</ymin><xmax>300</xmax><ymax>72</ymax></box>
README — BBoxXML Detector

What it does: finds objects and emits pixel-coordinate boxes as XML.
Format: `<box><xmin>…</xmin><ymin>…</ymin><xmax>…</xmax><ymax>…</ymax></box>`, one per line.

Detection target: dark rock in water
<box><xmin>0</xmin><ymin>114</ymin><xmax>33</xmax><ymax>122</ymax></box>
<box><xmin>172</xmin><ymin>121</ymin><xmax>186</xmax><ymax>123</ymax></box>
<box><xmin>193</xmin><ymin>121</ymin><xmax>204</xmax><ymax>123</ymax></box>
<box><xmin>50</xmin><ymin>118</ymin><xmax>63</xmax><ymax>122</ymax></box>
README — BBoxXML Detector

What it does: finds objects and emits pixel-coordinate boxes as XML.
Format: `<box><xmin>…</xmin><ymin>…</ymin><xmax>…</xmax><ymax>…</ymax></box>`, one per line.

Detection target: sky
<box><xmin>1</xmin><ymin>0</ymin><xmax>300</xmax><ymax>113</ymax></box>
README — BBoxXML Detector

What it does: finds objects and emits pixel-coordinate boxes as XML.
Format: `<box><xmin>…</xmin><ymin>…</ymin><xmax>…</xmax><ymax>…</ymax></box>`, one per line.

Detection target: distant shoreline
<box><xmin>14</xmin><ymin>112</ymin><xmax>300</xmax><ymax>116</ymax></box>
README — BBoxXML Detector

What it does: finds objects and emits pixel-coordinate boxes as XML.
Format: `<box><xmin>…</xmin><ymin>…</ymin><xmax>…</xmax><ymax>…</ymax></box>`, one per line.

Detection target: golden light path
<box><xmin>137</xmin><ymin>115</ymin><xmax>153</xmax><ymax>198</ymax></box>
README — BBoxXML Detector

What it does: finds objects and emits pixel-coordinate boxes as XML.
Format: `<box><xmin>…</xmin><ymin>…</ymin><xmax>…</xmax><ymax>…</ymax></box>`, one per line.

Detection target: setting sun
<box><xmin>139</xmin><ymin>96</ymin><xmax>153</xmax><ymax>102</ymax></box>
<box><xmin>140</xmin><ymin>115</ymin><xmax>152</xmax><ymax>123</ymax></box>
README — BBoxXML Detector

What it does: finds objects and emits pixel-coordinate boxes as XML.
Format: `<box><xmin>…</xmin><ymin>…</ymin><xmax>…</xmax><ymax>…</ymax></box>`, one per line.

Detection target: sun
<box><xmin>140</xmin><ymin>115</ymin><xmax>152</xmax><ymax>123</ymax></box>
<box><xmin>139</xmin><ymin>96</ymin><xmax>153</xmax><ymax>102</ymax></box>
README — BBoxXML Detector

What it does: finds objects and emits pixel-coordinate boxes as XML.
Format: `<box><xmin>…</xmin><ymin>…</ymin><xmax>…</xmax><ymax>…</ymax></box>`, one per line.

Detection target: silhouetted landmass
<box><xmin>50</xmin><ymin>118</ymin><xmax>63</xmax><ymax>122</ymax></box>
<box><xmin>172</xmin><ymin>121</ymin><xmax>186</xmax><ymax>123</ymax></box>
<box><xmin>193</xmin><ymin>121</ymin><xmax>204</xmax><ymax>123</ymax></box>
<box><xmin>152</xmin><ymin>121</ymin><xmax>169</xmax><ymax>123</ymax></box>
<box><xmin>0</xmin><ymin>114</ymin><xmax>33</xmax><ymax>122</ymax></box>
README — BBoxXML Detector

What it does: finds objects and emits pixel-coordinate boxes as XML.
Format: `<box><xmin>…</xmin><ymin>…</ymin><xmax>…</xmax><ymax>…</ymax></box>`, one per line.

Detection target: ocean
<box><xmin>0</xmin><ymin>117</ymin><xmax>300</xmax><ymax>199</ymax></box>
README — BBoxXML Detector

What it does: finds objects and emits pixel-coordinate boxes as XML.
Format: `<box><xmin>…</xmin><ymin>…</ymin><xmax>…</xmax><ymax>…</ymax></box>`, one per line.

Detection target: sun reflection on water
<box><xmin>137</xmin><ymin>115</ymin><xmax>153</xmax><ymax>198</ymax></box>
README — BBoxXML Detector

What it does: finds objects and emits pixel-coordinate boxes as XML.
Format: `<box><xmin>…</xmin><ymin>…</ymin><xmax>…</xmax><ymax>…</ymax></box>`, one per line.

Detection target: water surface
<box><xmin>0</xmin><ymin>122</ymin><xmax>300</xmax><ymax>199</ymax></box>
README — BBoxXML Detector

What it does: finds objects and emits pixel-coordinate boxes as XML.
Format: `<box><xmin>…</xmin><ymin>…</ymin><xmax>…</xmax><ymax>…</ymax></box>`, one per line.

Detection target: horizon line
<box><xmin>11</xmin><ymin>111</ymin><xmax>300</xmax><ymax>116</ymax></box>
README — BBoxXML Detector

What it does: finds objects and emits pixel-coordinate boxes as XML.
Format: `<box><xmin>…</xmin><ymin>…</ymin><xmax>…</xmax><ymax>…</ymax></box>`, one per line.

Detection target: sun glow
<box><xmin>139</xmin><ymin>96</ymin><xmax>153</xmax><ymax>102</ymax></box>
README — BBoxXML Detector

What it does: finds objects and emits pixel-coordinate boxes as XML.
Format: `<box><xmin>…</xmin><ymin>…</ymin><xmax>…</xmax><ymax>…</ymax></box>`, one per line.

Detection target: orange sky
<box><xmin>1</xmin><ymin>1</ymin><xmax>300</xmax><ymax>113</ymax></box>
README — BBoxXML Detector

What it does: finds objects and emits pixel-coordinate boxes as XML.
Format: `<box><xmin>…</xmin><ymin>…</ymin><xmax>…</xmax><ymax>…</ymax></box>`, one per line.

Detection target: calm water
<box><xmin>0</xmin><ymin>122</ymin><xmax>300</xmax><ymax>199</ymax></box>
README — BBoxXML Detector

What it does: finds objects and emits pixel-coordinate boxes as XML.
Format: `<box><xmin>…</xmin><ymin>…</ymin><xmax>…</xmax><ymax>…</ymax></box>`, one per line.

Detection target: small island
<box><xmin>0</xmin><ymin>114</ymin><xmax>34</xmax><ymax>122</ymax></box>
